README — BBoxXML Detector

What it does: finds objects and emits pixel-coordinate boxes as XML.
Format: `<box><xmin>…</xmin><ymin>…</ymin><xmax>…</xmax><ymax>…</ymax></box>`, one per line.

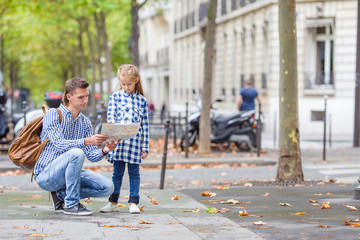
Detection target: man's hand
<box><xmin>103</xmin><ymin>139</ymin><xmax>121</xmax><ymax>153</ymax></box>
<box><xmin>84</xmin><ymin>134</ymin><xmax>109</xmax><ymax>146</ymax></box>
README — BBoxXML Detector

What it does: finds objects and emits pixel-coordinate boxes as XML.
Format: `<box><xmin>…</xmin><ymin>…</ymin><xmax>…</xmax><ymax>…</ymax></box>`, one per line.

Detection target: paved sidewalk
<box><xmin>0</xmin><ymin>188</ymin><xmax>262</xmax><ymax>240</ymax></box>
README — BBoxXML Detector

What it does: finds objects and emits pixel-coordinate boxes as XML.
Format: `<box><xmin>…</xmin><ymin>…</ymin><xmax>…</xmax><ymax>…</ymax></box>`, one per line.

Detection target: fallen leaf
<box><xmin>183</xmin><ymin>208</ymin><xmax>200</xmax><ymax>213</ymax></box>
<box><xmin>317</xmin><ymin>225</ymin><xmax>332</xmax><ymax>228</ymax></box>
<box><xmin>279</xmin><ymin>203</ymin><xmax>291</xmax><ymax>206</ymax></box>
<box><xmin>326</xmin><ymin>192</ymin><xmax>332</xmax><ymax>196</ymax></box>
<box><xmin>261</xmin><ymin>192</ymin><xmax>269</xmax><ymax>197</ymax></box>
<box><xmin>118</xmin><ymin>204</ymin><xmax>125</xmax><ymax>208</ymax></box>
<box><xmin>28</xmin><ymin>195</ymin><xmax>42</xmax><ymax>198</ymax></box>
<box><xmin>346</xmin><ymin>205</ymin><xmax>358</xmax><ymax>211</ymax></box>
<box><xmin>171</xmin><ymin>195</ymin><xmax>179</xmax><ymax>200</ymax></box>
<box><xmin>102</xmin><ymin>225</ymin><xmax>116</xmax><ymax>228</ymax></box>
<box><xmin>29</xmin><ymin>233</ymin><xmax>54</xmax><ymax>237</ymax></box>
<box><xmin>139</xmin><ymin>205</ymin><xmax>145</xmax><ymax>211</ymax></box>
<box><xmin>313</xmin><ymin>193</ymin><xmax>322</xmax><ymax>196</ymax></box>
<box><xmin>201</xmin><ymin>191</ymin><xmax>216</xmax><ymax>197</ymax></box>
<box><xmin>320</xmin><ymin>201</ymin><xmax>332</xmax><ymax>209</ymax></box>
<box><xmin>239</xmin><ymin>210</ymin><xmax>249</xmax><ymax>216</ymax></box>
<box><xmin>343</xmin><ymin>219</ymin><xmax>360</xmax><ymax>227</ymax></box>
<box><xmin>139</xmin><ymin>220</ymin><xmax>154</xmax><ymax>224</ymax></box>
<box><xmin>289</xmin><ymin>212</ymin><xmax>306</xmax><ymax>215</ymax></box>
<box><xmin>205</xmin><ymin>207</ymin><xmax>218</xmax><ymax>213</ymax></box>
<box><xmin>253</xmin><ymin>221</ymin><xmax>266</xmax><ymax>226</ymax></box>
<box><xmin>309</xmin><ymin>199</ymin><xmax>318</xmax><ymax>203</ymax></box>
<box><xmin>243</xmin><ymin>183</ymin><xmax>253</xmax><ymax>187</ymax></box>
<box><xmin>218</xmin><ymin>208</ymin><xmax>230</xmax><ymax>213</ymax></box>
<box><xmin>212</xmin><ymin>184</ymin><xmax>230</xmax><ymax>190</ymax></box>
<box><xmin>147</xmin><ymin>195</ymin><xmax>159</xmax><ymax>205</ymax></box>
<box><xmin>13</xmin><ymin>226</ymin><xmax>28</xmax><ymax>229</ymax></box>
<box><xmin>257</xmin><ymin>226</ymin><xmax>272</xmax><ymax>229</ymax></box>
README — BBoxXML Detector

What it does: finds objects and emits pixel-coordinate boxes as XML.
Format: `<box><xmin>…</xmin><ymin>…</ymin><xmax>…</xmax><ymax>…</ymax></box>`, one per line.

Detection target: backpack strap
<box><xmin>31</xmin><ymin>107</ymin><xmax>63</xmax><ymax>182</ymax></box>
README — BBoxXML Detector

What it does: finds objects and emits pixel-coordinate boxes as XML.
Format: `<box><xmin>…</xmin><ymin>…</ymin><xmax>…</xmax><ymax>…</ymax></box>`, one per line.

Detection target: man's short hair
<box><xmin>63</xmin><ymin>77</ymin><xmax>89</xmax><ymax>106</ymax></box>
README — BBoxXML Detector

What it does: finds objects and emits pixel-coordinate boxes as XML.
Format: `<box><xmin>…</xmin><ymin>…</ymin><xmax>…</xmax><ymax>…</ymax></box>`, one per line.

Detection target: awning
<box><xmin>305</xmin><ymin>18</ymin><xmax>334</xmax><ymax>28</ymax></box>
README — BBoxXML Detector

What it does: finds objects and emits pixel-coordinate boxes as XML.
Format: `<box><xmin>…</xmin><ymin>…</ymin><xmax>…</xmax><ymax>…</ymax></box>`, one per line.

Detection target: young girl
<box><xmin>100</xmin><ymin>64</ymin><xmax>149</xmax><ymax>214</ymax></box>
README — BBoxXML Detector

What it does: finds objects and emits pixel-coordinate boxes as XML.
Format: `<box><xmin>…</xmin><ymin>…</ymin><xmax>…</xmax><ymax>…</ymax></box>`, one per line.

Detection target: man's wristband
<box><xmin>101</xmin><ymin>148</ymin><xmax>108</xmax><ymax>156</ymax></box>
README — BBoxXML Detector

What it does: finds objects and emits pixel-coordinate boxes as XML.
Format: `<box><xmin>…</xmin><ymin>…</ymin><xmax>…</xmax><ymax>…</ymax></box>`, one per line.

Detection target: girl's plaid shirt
<box><xmin>106</xmin><ymin>89</ymin><xmax>149</xmax><ymax>164</ymax></box>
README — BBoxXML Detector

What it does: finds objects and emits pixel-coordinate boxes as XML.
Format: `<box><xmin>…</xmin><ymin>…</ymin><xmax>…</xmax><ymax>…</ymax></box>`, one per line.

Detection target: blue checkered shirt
<box><xmin>33</xmin><ymin>104</ymin><xmax>104</xmax><ymax>175</ymax></box>
<box><xmin>107</xmin><ymin>89</ymin><xmax>149</xmax><ymax>164</ymax></box>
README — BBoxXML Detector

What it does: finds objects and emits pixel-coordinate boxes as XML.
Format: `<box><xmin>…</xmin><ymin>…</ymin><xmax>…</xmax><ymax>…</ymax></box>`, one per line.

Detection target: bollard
<box><xmin>185</xmin><ymin>102</ymin><xmax>189</xmax><ymax>158</ymax></box>
<box><xmin>22</xmin><ymin>101</ymin><xmax>28</xmax><ymax>126</ymax></box>
<box><xmin>256</xmin><ymin>103</ymin><xmax>262</xmax><ymax>157</ymax></box>
<box><xmin>353</xmin><ymin>177</ymin><xmax>360</xmax><ymax>200</ymax></box>
<box><xmin>323</xmin><ymin>95</ymin><xmax>328</xmax><ymax>161</ymax></box>
<box><xmin>172</xmin><ymin>116</ymin><xmax>177</xmax><ymax>146</ymax></box>
<box><xmin>160</xmin><ymin>120</ymin><xmax>171</xmax><ymax>190</ymax></box>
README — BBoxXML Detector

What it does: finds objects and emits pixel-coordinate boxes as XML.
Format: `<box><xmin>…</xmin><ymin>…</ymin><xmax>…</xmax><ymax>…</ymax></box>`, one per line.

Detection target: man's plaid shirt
<box><xmin>33</xmin><ymin>104</ymin><xmax>104</xmax><ymax>175</ymax></box>
<box><xmin>107</xmin><ymin>89</ymin><xmax>149</xmax><ymax>164</ymax></box>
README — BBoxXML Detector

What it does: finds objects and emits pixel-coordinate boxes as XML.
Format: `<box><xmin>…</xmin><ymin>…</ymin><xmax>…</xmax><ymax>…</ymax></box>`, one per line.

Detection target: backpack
<box><xmin>8</xmin><ymin>105</ymin><xmax>62</xmax><ymax>174</ymax></box>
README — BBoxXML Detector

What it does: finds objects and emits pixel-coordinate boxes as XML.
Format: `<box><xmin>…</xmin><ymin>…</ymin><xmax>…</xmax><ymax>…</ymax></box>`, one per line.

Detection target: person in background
<box><xmin>100</xmin><ymin>64</ymin><xmax>149</xmax><ymax>214</ymax></box>
<box><xmin>236</xmin><ymin>80</ymin><xmax>261</xmax><ymax>111</ymax></box>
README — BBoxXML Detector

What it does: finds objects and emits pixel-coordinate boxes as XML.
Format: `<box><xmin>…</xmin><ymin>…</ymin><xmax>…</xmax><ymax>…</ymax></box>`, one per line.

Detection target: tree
<box><xmin>198</xmin><ymin>0</ymin><xmax>217</xmax><ymax>154</ymax></box>
<box><xmin>276</xmin><ymin>0</ymin><xmax>304</xmax><ymax>183</ymax></box>
<box><xmin>130</xmin><ymin>0</ymin><xmax>147</xmax><ymax>67</ymax></box>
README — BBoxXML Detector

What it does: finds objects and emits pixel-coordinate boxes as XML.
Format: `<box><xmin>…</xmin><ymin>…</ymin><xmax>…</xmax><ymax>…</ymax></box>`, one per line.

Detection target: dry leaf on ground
<box><xmin>309</xmin><ymin>199</ymin><xmax>318</xmax><ymax>203</ymax></box>
<box><xmin>212</xmin><ymin>184</ymin><xmax>230</xmax><ymax>190</ymax></box>
<box><xmin>289</xmin><ymin>212</ymin><xmax>306</xmax><ymax>215</ymax></box>
<box><xmin>279</xmin><ymin>203</ymin><xmax>291</xmax><ymax>206</ymax></box>
<box><xmin>261</xmin><ymin>192</ymin><xmax>269</xmax><ymax>197</ymax></box>
<box><xmin>183</xmin><ymin>208</ymin><xmax>200</xmax><ymax>213</ymax></box>
<box><xmin>171</xmin><ymin>195</ymin><xmax>179</xmax><ymax>200</ymax></box>
<box><xmin>320</xmin><ymin>201</ymin><xmax>332</xmax><ymax>209</ymax></box>
<box><xmin>147</xmin><ymin>195</ymin><xmax>159</xmax><ymax>205</ymax></box>
<box><xmin>201</xmin><ymin>191</ymin><xmax>216</xmax><ymax>197</ymax></box>
<box><xmin>139</xmin><ymin>220</ymin><xmax>154</xmax><ymax>224</ymax></box>
<box><xmin>346</xmin><ymin>205</ymin><xmax>358</xmax><ymax>211</ymax></box>
<box><xmin>239</xmin><ymin>210</ymin><xmax>249</xmax><ymax>216</ymax></box>
<box><xmin>253</xmin><ymin>221</ymin><xmax>266</xmax><ymax>226</ymax></box>
<box><xmin>317</xmin><ymin>225</ymin><xmax>332</xmax><ymax>228</ymax></box>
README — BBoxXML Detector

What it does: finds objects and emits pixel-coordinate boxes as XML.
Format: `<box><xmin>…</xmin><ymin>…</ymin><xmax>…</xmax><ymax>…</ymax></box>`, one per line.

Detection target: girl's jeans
<box><xmin>34</xmin><ymin>148</ymin><xmax>114</xmax><ymax>208</ymax></box>
<box><xmin>108</xmin><ymin>161</ymin><xmax>140</xmax><ymax>204</ymax></box>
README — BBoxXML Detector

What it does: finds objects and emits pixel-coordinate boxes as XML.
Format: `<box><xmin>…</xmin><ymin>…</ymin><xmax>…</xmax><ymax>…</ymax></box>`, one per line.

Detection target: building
<box><xmin>140</xmin><ymin>0</ymin><xmax>357</xmax><ymax>142</ymax></box>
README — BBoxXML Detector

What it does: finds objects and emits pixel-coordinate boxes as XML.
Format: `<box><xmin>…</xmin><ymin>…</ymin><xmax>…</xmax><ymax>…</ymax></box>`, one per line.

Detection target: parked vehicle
<box><xmin>180</xmin><ymin>99</ymin><xmax>260</xmax><ymax>151</ymax></box>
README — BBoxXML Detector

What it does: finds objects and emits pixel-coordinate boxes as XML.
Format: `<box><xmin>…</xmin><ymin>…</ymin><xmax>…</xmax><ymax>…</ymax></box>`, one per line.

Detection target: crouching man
<box><xmin>34</xmin><ymin>77</ymin><xmax>120</xmax><ymax>216</ymax></box>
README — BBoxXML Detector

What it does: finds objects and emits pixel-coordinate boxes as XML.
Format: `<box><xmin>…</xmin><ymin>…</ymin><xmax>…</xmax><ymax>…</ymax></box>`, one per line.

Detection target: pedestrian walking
<box><xmin>100</xmin><ymin>64</ymin><xmax>149</xmax><ymax>214</ymax></box>
<box><xmin>34</xmin><ymin>77</ymin><xmax>120</xmax><ymax>216</ymax></box>
<box><xmin>236</xmin><ymin>80</ymin><xmax>261</xmax><ymax>111</ymax></box>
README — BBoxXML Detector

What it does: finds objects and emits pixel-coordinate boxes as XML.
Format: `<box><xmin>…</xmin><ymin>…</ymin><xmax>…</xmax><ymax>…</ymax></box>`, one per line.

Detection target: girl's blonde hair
<box><xmin>117</xmin><ymin>64</ymin><xmax>145</xmax><ymax>96</ymax></box>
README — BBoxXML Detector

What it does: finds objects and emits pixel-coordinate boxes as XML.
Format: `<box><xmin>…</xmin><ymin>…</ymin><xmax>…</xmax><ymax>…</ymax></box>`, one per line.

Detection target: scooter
<box><xmin>180</xmin><ymin>99</ymin><xmax>259</xmax><ymax>151</ymax></box>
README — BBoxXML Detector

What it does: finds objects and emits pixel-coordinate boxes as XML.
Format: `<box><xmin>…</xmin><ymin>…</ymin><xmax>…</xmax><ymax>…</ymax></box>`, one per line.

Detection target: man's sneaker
<box><xmin>129</xmin><ymin>203</ymin><xmax>140</xmax><ymax>214</ymax></box>
<box><xmin>100</xmin><ymin>202</ymin><xmax>119</xmax><ymax>213</ymax></box>
<box><xmin>63</xmin><ymin>203</ymin><xmax>92</xmax><ymax>216</ymax></box>
<box><xmin>50</xmin><ymin>191</ymin><xmax>64</xmax><ymax>213</ymax></box>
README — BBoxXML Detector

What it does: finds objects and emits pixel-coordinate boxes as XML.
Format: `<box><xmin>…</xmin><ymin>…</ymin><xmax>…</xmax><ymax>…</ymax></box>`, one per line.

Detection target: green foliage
<box><xmin>0</xmin><ymin>0</ymin><xmax>131</xmax><ymax>105</ymax></box>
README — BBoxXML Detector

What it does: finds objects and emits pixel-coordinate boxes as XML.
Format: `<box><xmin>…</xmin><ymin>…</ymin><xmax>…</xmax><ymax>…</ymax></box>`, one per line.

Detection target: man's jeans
<box><xmin>109</xmin><ymin>161</ymin><xmax>140</xmax><ymax>204</ymax></box>
<box><xmin>35</xmin><ymin>148</ymin><xmax>114</xmax><ymax>208</ymax></box>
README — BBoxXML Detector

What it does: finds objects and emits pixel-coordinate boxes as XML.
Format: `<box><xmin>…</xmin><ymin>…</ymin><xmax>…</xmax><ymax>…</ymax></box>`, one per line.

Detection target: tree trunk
<box><xmin>276</xmin><ymin>0</ymin><xmax>304</xmax><ymax>183</ymax></box>
<box><xmin>77</xmin><ymin>18</ymin><xmax>87</xmax><ymax>78</ymax></box>
<box><xmin>100</xmin><ymin>11</ymin><xmax>112</xmax><ymax>99</ymax></box>
<box><xmin>130</xmin><ymin>0</ymin><xmax>147</xmax><ymax>67</ymax></box>
<box><xmin>0</xmin><ymin>34</ymin><xmax>4</xmax><ymax>75</ymax></box>
<box><xmin>94</xmin><ymin>12</ymin><xmax>104</xmax><ymax>102</ymax></box>
<box><xmin>198</xmin><ymin>0</ymin><xmax>217</xmax><ymax>154</ymax></box>
<box><xmin>85</xmin><ymin>20</ymin><xmax>97</xmax><ymax>122</ymax></box>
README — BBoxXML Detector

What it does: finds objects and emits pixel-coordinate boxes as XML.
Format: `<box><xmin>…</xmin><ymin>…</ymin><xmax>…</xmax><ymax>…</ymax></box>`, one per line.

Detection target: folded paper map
<box><xmin>101</xmin><ymin>122</ymin><xmax>140</xmax><ymax>142</ymax></box>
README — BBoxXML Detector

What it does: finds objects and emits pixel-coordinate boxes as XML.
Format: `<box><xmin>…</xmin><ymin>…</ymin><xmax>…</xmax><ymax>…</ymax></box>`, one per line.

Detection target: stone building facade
<box><xmin>140</xmin><ymin>0</ymin><xmax>357</xmax><ymax>142</ymax></box>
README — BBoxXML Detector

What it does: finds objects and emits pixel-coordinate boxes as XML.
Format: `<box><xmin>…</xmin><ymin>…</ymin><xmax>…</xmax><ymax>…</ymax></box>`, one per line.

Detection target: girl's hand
<box><xmin>103</xmin><ymin>139</ymin><xmax>121</xmax><ymax>153</ymax></box>
<box><xmin>141</xmin><ymin>152</ymin><xmax>148</xmax><ymax>160</ymax></box>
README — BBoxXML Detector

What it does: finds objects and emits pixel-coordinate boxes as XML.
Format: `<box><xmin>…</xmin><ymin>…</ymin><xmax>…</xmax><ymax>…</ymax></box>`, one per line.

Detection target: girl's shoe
<box><xmin>100</xmin><ymin>202</ymin><xmax>119</xmax><ymax>213</ymax></box>
<box><xmin>129</xmin><ymin>203</ymin><xmax>140</xmax><ymax>214</ymax></box>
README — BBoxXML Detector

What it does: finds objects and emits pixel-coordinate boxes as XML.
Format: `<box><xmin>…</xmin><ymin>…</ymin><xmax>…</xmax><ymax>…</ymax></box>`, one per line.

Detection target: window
<box><xmin>305</xmin><ymin>19</ymin><xmax>334</xmax><ymax>89</ymax></box>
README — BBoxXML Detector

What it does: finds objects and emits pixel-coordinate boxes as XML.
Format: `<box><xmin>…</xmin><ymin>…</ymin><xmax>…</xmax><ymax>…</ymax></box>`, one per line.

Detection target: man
<box><xmin>34</xmin><ymin>77</ymin><xmax>120</xmax><ymax>216</ymax></box>
<box><xmin>236</xmin><ymin>80</ymin><xmax>261</xmax><ymax>111</ymax></box>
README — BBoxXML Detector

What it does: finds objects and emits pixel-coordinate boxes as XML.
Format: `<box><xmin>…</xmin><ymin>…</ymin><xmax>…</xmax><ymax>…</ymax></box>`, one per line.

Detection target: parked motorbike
<box><xmin>180</xmin><ymin>99</ymin><xmax>260</xmax><ymax>151</ymax></box>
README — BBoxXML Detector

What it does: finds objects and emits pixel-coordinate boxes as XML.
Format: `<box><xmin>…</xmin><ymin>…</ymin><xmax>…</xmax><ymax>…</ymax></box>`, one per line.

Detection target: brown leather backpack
<box><xmin>8</xmin><ymin>105</ymin><xmax>62</xmax><ymax>173</ymax></box>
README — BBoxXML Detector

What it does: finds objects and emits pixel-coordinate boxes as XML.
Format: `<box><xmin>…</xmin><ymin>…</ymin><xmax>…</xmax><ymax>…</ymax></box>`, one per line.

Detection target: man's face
<box><xmin>67</xmin><ymin>88</ymin><xmax>89</xmax><ymax>111</ymax></box>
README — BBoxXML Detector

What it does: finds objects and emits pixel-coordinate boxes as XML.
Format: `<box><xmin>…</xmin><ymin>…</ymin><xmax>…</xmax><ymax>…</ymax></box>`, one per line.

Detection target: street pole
<box><xmin>323</xmin><ymin>95</ymin><xmax>327</xmax><ymax>161</ymax></box>
<box><xmin>354</xmin><ymin>0</ymin><xmax>360</xmax><ymax>147</ymax></box>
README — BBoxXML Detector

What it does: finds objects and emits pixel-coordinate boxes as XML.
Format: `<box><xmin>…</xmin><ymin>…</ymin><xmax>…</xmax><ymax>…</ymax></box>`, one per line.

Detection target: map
<box><xmin>101</xmin><ymin>122</ymin><xmax>140</xmax><ymax>142</ymax></box>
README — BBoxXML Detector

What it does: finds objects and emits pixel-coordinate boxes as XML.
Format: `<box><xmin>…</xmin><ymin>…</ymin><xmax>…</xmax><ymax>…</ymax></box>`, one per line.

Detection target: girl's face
<box><xmin>120</xmin><ymin>76</ymin><xmax>137</xmax><ymax>94</ymax></box>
